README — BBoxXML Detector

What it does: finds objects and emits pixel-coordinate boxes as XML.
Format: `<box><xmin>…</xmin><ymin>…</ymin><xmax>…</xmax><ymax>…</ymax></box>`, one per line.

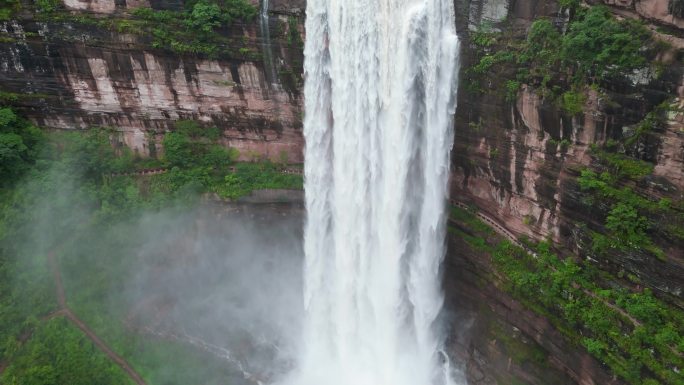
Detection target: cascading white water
<box><xmin>259</xmin><ymin>0</ymin><xmax>278</xmax><ymax>87</ymax></box>
<box><xmin>294</xmin><ymin>0</ymin><xmax>461</xmax><ymax>384</ymax></box>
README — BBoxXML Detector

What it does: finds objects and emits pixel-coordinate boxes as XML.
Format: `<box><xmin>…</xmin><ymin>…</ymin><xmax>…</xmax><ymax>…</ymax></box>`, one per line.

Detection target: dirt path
<box><xmin>46</xmin><ymin>251</ymin><xmax>147</xmax><ymax>385</ymax></box>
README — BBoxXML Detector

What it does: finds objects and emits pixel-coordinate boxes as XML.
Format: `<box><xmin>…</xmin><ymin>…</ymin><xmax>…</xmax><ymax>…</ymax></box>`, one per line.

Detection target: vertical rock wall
<box><xmin>446</xmin><ymin>0</ymin><xmax>684</xmax><ymax>384</ymax></box>
<box><xmin>0</xmin><ymin>0</ymin><xmax>305</xmax><ymax>161</ymax></box>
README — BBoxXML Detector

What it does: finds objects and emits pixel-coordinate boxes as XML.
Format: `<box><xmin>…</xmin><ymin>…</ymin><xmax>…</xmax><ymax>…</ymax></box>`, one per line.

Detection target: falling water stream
<box><xmin>259</xmin><ymin>0</ymin><xmax>278</xmax><ymax>87</ymax></box>
<box><xmin>293</xmin><ymin>0</ymin><xmax>461</xmax><ymax>385</ymax></box>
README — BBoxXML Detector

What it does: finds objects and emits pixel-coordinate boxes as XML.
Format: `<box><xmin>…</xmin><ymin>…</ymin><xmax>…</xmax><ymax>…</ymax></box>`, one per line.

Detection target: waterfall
<box><xmin>259</xmin><ymin>0</ymin><xmax>277</xmax><ymax>87</ymax></box>
<box><xmin>295</xmin><ymin>0</ymin><xmax>461</xmax><ymax>384</ymax></box>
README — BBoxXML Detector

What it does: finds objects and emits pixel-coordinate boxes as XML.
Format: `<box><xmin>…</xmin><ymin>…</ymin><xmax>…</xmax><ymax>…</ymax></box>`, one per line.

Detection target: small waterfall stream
<box><xmin>292</xmin><ymin>0</ymin><xmax>462</xmax><ymax>385</ymax></box>
<box><xmin>259</xmin><ymin>0</ymin><xmax>278</xmax><ymax>88</ymax></box>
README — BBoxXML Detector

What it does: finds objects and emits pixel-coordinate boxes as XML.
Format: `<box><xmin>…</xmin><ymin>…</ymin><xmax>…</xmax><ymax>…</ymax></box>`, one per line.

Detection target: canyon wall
<box><xmin>447</xmin><ymin>0</ymin><xmax>684</xmax><ymax>384</ymax></box>
<box><xmin>0</xmin><ymin>0</ymin><xmax>305</xmax><ymax>161</ymax></box>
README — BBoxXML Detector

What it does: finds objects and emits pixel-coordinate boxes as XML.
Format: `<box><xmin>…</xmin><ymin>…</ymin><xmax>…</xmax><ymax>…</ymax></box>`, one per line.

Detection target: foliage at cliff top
<box><xmin>468</xmin><ymin>5</ymin><xmax>659</xmax><ymax>105</ymax></box>
<box><xmin>25</xmin><ymin>0</ymin><xmax>260</xmax><ymax>58</ymax></box>
<box><xmin>130</xmin><ymin>0</ymin><xmax>258</xmax><ymax>57</ymax></box>
<box><xmin>544</xmin><ymin>6</ymin><xmax>650</xmax><ymax>82</ymax></box>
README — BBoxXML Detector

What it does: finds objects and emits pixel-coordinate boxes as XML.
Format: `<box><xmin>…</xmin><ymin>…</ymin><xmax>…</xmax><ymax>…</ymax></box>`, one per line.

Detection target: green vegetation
<box><xmin>493</xmin><ymin>241</ymin><xmax>684</xmax><ymax>385</ymax></box>
<box><xmin>467</xmin><ymin>6</ymin><xmax>657</xmax><ymax>107</ymax></box>
<box><xmin>276</xmin><ymin>16</ymin><xmax>305</xmax><ymax>93</ymax></box>
<box><xmin>623</xmin><ymin>102</ymin><xmax>671</xmax><ymax>151</ymax></box>
<box><xmin>161</xmin><ymin>120</ymin><xmax>302</xmax><ymax>200</ymax></box>
<box><xmin>32</xmin><ymin>0</ymin><xmax>258</xmax><ymax>58</ymax></box>
<box><xmin>578</xmin><ymin>162</ymin><xmax>665</xmax><ymax>258</ymax></box>
<box><xmin>0</xmin><ymin>108</ymin><xmax>43</xmax><ymax>187</ymax></box>
<box><xmin>0</xmin><ymin>0</ymin><xmax>19</xmax><ymax>20</ymax></box>
<box><xmin>559</xmin><ymin>7</ymin><xmax>651</xmax><ymax>82</ymax></box>
<box><xmin>2</xmin><ymin>318</ymin><xmax>134</xmax><ymax>385</ymax></box>
<box><xmin>560</xmin><ymin>89</ymin><xmax>586</xmax><ymax>115</ymax></box>
<box><xmin>447</xmin><ymin>206</ymin><xmax>495</xmax><ymax>252</ymax></box>
<box><xmin>575</xmin><ymin>103</ymin><xmax>684</xmax><ymax>260</ymax></box>
<box><xmin>0</xmin><ymin>91</ymin><xmax>21</xmax><ymax>103</ymax></box>
<box><xmin>489</xmin><ymin>320</ymin><xmax>546</xmax><ymax>366</ymax></box>
<box><xmin>0</xmin><ymin>108</ymin><xmax>302</xmax><ymax>383</ymax></box>
<box><xmin>449</xmin><ymin>206</ymin><xmax>684</xmax><ymax>385</ymax></box>
<box><xmin>129</xmin><ymin>0</ymin><xmax>257</xmax><ymax>57</ymax></box>
<box><xmin>35</xmin><ymin>0</ymin><xmax>60</xmax><ymax>13</ymax></box>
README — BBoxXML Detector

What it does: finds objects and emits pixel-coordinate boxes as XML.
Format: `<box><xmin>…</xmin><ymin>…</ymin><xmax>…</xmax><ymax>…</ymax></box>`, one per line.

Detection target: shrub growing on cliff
<box><xmin>472</xmin><ymin>5</ymin><xmax>657</xmax><ymax>105</ymax></box>
<box><xmin>520</xmin><ymin>18</ymin><xmax>561</xmax><ymax>84</ymax></box>
<box><xmin>35</xmin><ymin>0</ymin><xmax>60</xmax><ymax>13</ymax></box>
<box><xmin>162</xmin><ymin>121</ymin><xmax>235</xmax><ymax>170</ymax></box>
<box><xmin>188</xmin><ymin>0</ymin><xmax>222</xmax><ymax>33</ymax></box>
<box><xmin>184</xmin><ymin>0</ymin><xmax>257</xmax><ymax>20</ymax></box>
<box><xmin>559</xmin><ymin>89</ymin><xmax>586</xmax><ymax>115</ymax></box>
<box><xmin>0</xmin><ymin>0</ymin><xmax>19</xmax><ymax>20</ymax></box>
<box><xmin>669</xmin><ymin>0</ymin><xmax>684</xmax><ymax>18</ymax></box>
<box><xmin>561</xmin><ymin>7</ymin><xmax>651</xmax><ymax>82</ymax></box>
<box><xmin>132</xmin><ymin>0</ymin><xmax>256</xmax><ymax>57</ymax></box>
<box><xmin>489</xmin><ymin>240</ymin><xmax>684</xmax><ymax>385</ymax></box>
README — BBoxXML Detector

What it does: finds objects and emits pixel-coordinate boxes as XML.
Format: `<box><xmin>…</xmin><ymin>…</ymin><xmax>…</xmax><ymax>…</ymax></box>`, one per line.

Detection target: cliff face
<box><xmin>447</xmin><ymin>0</ymin><xmax>684</xmax><ymax>384</ymax></box>
<box><xmin>0</xmin><ymin>0</ymin><xmax>305</xmax><ymax>161</ymax></box>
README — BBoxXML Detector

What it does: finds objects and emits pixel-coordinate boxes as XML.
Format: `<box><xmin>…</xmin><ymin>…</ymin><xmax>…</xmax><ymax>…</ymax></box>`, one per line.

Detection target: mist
<box><xmin>123</xmin><ymin>204</ymin><xmax>305</xmax><ymax>382</ymax></box>
<box><xmin>2</xmin><ymin>146</ymin><xmax>307</xmax><ymax>385</ymax></box>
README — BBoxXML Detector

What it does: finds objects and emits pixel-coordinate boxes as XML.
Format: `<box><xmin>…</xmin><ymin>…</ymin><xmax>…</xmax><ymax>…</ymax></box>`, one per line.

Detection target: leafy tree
<box><xmin>162</xmin><ymin>131</ymin><xmax>194</xmax><ymax>168</ymax></box>
<box><xmin>0</xmin><ymin>108</ymin><xmax>43</xmax><ymax>187</ymax></box>
<box><xmin>561</xmin><ymin>6</ymin><xmax>650</xmax><ymax>81</ymax></box>
<box><xmin>59</xmin><ymin>129</ymin><xmax>120</xmax><ymax>180</ymax></box>
<box><xmin>605</xmin><ymin>202</ymin><xmax>649</xmax><ymax>249</ymax></box>
<box><xmin>188</xmin><ymin>0</ymin><xmax>222</xmax><ymax>33</ymax></box>
<box><xmin>163</xmin><ymin>120</ymin><xmax>235</xmax><ymax>170</ymax></box>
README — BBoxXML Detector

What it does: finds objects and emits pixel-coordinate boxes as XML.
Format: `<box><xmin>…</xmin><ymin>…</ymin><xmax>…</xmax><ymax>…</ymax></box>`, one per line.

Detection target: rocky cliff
<box><xmin>0</xmin><ymin>0</ymin><xmax>305</xmax><ymax>161</ymax></box>
<box><xmin>448</xmin><ymin>0</ymin><xmax>684</xmax><ymax>384</ymax></box>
